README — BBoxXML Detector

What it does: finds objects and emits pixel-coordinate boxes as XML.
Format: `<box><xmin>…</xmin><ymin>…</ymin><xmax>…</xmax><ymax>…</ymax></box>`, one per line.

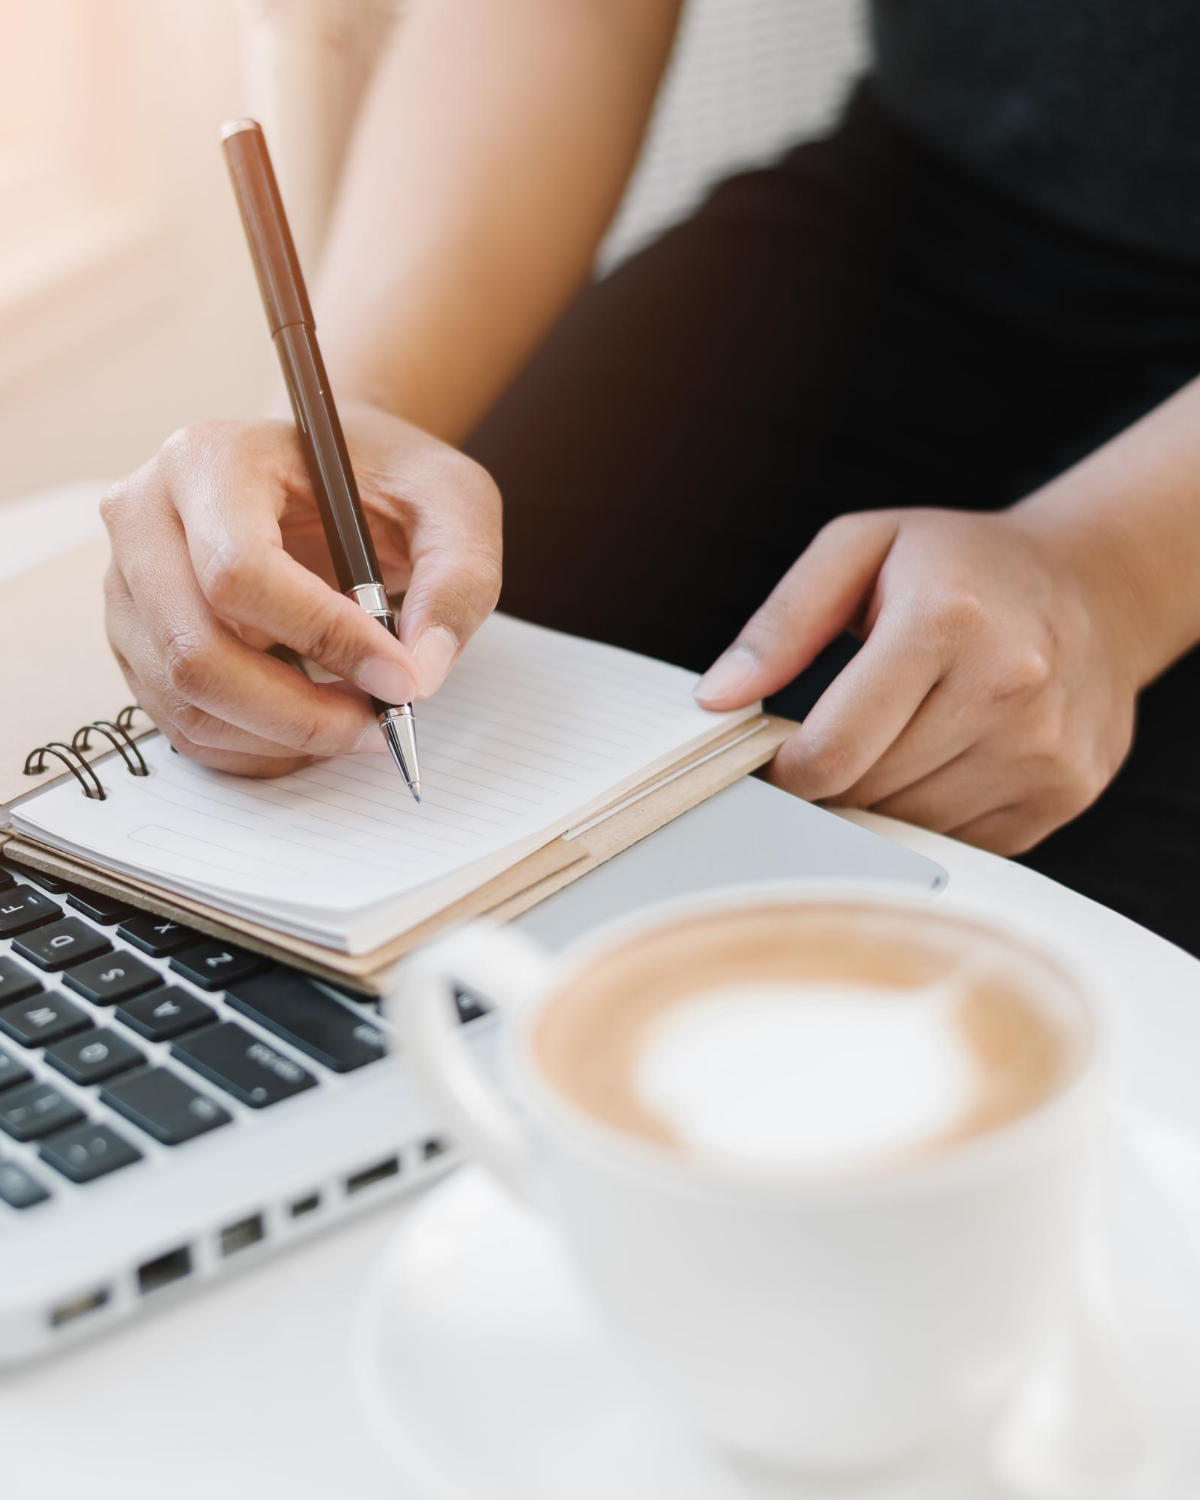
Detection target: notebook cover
<box><xmin>5</xmin><ymin>714</ymin><xmax>793</xmax><ymax>994</ymax></box>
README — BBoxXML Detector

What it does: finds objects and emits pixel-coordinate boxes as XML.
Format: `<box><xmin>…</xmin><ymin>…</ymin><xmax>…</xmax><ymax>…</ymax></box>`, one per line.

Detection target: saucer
<box><xmin>352</xmin><ymin>1119</ymin><xmax>1200</xmax><ymax>1500</ymax></box>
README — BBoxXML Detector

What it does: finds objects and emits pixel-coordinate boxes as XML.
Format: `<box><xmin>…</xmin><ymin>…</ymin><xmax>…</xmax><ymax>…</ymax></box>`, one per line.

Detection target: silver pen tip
<box><xmin>380</xmin><ymin>709</ymin><xmax>421</xmax><ymax>802</ymax></box>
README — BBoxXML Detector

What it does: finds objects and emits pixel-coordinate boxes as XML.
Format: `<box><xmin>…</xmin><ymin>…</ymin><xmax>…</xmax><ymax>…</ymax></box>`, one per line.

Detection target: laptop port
<box><xmin>137</xmin><ymin>1246</ymin><xmax>193</xmax><ymax>1295</ymax></box>
<box><xmin>49</xmin><ymin>1287</ymin><xmax>110</xmax><ymax>1327</ymax></box>
<box><xmin>421</xmin><ymin>1135</ymin><xmax>449</xmax><ymax>1162</ymax></box>
<box><xmin>289</xmin><ymin>1192</ymin><xmax>321</xmax><ymax>1218</ymax></box>
<box><xmin>345</xmin><ymin>1155</ymin><xmax>400</xmax><ymax>1195</ymax></box>
<box><xmin>219</xmin><ymin>1213</ymin><xmax>265</xmax><ymax>1256</ymax></box>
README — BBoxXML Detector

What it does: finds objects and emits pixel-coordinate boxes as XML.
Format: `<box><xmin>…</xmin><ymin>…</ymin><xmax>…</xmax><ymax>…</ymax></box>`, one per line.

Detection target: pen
<box><xmin>220</xmin><ymin>117</ymin><xmax>421</xmax><ymax>802</ymax></box>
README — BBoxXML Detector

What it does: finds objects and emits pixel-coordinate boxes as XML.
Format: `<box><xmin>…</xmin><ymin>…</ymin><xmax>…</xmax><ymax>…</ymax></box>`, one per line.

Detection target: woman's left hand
<box><xmin>694</xmin><ymin>507</ymin><xmax>1144</xmax><ymax>855</ymax></box>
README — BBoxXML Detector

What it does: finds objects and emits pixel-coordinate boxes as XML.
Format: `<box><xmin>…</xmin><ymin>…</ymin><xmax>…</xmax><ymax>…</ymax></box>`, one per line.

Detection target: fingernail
<box><xmin>413</xmin><ymin>626</ymin><xmax>458</xmax><ymax>697</ymax></box>
<box><xmin>358</xmin><ymin>656</ymin><xmax>416</xmax><ymax>705</ymax></box>
<box><xmin>353</xmin><ymin>722</ymin><xmax>387</xmax><ymax>753</ymax></box>
<box><xmin>695</xmin><ymin>646</ymin><xmax>756</xmax><ymax>704</ymax></box>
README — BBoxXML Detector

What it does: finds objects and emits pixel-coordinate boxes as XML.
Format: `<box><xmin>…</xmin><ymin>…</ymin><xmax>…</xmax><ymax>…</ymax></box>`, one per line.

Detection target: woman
<box><xmin>102</xmin><ymin>1</ymin><xmax>1200</xmax><ymax>951</ymax></box>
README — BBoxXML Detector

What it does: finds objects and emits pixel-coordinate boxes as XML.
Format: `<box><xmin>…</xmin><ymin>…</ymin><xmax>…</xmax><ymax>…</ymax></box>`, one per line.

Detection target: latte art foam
<box><xmin>635</xmin><ymin>982</ymin><xmax>975</xmax><ymax>1170</ymax></box>
<box><xmin>532</xmin><ymin>903</ymin><xmax>1077</xmax><ymax>1177</ymax></box>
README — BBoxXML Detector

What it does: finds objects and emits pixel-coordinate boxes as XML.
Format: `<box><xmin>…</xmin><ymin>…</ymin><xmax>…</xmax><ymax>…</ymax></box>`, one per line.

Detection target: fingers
<box><xmin>105</xmin><ymin>527</ymin><xmax>379</xmax><ymax>770</ymax></box>
<box><xmin>695</xmin><ymin>512</ymin><xmax>899</xmax><ymax>709</ymax></box>
<box><xmin>108</xmin><ymin>602</ymin><xmax>307</xmax><ymax>779</ymax></box>
<box><xmin>396</xmin><ymin>451</ymin><xmax>503</xmax><ymax>697</ymax></box>
<box><xmin>870</xmin><ymin>751</ymin><xmax>1000</xmax><ymax>833</ymax></box>
<box><xmin>164</xmin><ymin>430</ymin><xmax>420</xmax><ymax>706</ymax></box>
<box><xmin>836</xmin><ymin>681</ymin><xmax>976</xmax><ymax>808</ymax></box>
<box><xmin>103</xmin><ymin>416</ymin><xmax>505</xmax><ymax>780</ymax></box>
<box><xmin>765</xmin><ymin>605</ymin><xmax>941</xmax><ymax>802</ymax></box>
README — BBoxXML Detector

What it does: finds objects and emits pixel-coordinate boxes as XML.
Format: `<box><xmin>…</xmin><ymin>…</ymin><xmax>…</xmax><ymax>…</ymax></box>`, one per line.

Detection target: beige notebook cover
<box><xmin>6</xmin><ymin>715</ymin><xmax>790</xmax><ymax>993</ymax></box>
<box><xmin>3</xmin><ymin>541</ymin><xmax>791</xmax><ymax>991</ymax></box>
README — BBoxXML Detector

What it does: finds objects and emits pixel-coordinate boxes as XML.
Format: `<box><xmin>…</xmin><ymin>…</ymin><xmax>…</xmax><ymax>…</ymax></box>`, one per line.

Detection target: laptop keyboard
<box><xmin>0</xmin><ymin>858</ymin><xmax>470</xmax><ymax>1215</ymax></box>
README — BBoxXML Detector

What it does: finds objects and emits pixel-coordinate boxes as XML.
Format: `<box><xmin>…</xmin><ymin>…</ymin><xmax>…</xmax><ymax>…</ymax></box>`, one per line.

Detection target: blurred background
<box><xmin>0</xmin><ymin>0</ymin><xmax>863</xmax><ymax>507</ymax></box>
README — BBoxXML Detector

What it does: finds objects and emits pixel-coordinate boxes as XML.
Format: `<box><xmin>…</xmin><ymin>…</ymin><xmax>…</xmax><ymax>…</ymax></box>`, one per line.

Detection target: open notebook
<box><xmin>9</xmin><ymin>612</ymin><xmax>778</xmax><ymax>962</ymax></box>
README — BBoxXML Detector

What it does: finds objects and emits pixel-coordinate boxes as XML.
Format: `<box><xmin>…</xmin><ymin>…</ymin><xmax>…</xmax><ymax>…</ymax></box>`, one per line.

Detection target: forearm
<box><xmin>1011</xmin><ymin>372</ymin><xmax>1200</xmax><ymax>687</ymax></box>
<box><xmin>316</xmin><ymin>0</ymin><xmax>681</xmax><ymax>442</ymax></box>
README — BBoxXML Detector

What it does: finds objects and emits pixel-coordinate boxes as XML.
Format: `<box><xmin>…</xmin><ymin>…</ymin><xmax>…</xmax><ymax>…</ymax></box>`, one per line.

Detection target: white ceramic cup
<box><xmin>389</xmin><ymin>884</ymin><xmax>1103</xmax><ymax>1478</ymax></box>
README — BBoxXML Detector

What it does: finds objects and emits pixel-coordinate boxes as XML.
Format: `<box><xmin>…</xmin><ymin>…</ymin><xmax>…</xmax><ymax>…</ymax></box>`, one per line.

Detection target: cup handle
<box><xmin>387</xmin><ymin>923</ymin><xmax>553</xmax><ymax>1203</ymax></box>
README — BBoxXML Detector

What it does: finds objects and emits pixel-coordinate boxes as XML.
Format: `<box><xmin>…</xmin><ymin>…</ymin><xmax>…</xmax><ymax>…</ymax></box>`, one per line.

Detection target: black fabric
<box><xmin>467</xmin><ymin>86</ymin><xmax>1200</xmax><ymax>956</ymax></box>
<box><xmin>870</xmin><ymin>0</ymin><xmax>1200</xmax><ymax>266</ymax></box>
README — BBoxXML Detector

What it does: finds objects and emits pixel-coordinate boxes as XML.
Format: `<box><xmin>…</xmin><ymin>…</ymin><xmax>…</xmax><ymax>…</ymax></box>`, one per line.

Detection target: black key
<box><xmin>45</xmin><ymin>1029</ymin><xmax>145</xmax><ymax>1086</ymax></box>
<box><xmin>454</xmin><ymin>988</ymin><xmax>491</xmax><ymax>1026</ymax></box>
<box><xmin>0</xmin><ymin>955</ymin><xmax>43</xmax><ymax>1005</ymax></box>
<box><xmin>13</xmin><ymin>917</ymin><xmax>111</xmax><ymax>973</ymax></box>
<box><xmin>0</xmin><ymin>993</ymin><xmax>92</xmax><ymax>1048</ymax></box>
<box><xmin>66</xmin><ymin>887</ymin><xmax>135</xmax><ymax>925</ymax></box>
<box><xmin>39</xmin><ymin>1122</ymin><xmax>142</xmax><ymax>1184</ymax></box>
<box><xmin>116</xmin><ymin>986</ymin><xmax>215</xmax><ymax>1042</ymax></box>
<box><xmin>0</xmin><ymin>886</ymin><xmax>61</xmax><ymax>938</ymax></box>
<box><xmin>63</xmin><ymin>951</ymin><xmax>160</xmax><ymax>1005</ymax></box>
<box><xmin>0</xmin><ymin>1081</ymin><xmax>85</xmax><ymax>1142</ymax></box>
<box><xmin>172</xmin><ymin>1022</ymin><xmax>316</xmax><ymax>1108</ymax></box>
<box><xmin>0</xmin><ymin>867</ymin><xmax>14</xmax><ymax>892</ymax></box>
<box><xmin>0</xmin><ymin>1159</ymin><xmax>50</xmax><ymax>1209</ymax></box>
<box><xmin>5</xmin><ymin>863</ymin><xmax>72</xmax><ymax>895</ymax></box>
<box><xmin>102</xmin><ymin>1067</ymin><xmax>231</xmax><ymax>1145</ymax></box>
<box><xmin>117</xmin><ymin>913</ymin><xmax>200</xmax><ymax>958</ymax></box>
<box><xmin>170</xmin><ymin>941</ymin><xmax>269</xmax><ymax>991</ymax></box>
<box><xmin>0</xmin><ymin>1045</ymin><xmax>32</xmax><ymax>1094</ymax></box>
<box><xmin>226</xmin><ymin>971</ymin><xmax>387</xmax><ymax>1073</ymax></box>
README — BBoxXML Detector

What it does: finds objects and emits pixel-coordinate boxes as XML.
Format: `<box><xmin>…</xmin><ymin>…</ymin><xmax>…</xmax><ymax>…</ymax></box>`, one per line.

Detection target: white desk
<box><xmin>4</xmin><ymin>490</ymin><xmax>1198</xmax><ymax>1500</ymax></box>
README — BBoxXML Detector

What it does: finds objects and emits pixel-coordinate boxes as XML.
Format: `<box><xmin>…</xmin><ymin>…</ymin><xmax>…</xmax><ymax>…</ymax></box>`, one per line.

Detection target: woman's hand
<box><xmin>102</xmin><ymin>402</ymin><xmax>502</xmax><ymax>777</ymax></box>
<box><xmin>695</xmin><ymin>507</ymin><xmax>1145</xmax><ymax>855</ymax></box>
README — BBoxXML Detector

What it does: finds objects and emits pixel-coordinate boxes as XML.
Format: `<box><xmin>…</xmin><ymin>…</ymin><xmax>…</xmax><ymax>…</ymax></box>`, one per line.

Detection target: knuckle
<box><xmin>289</xmin><ymin>709</ymin><xmax>332</xmax><ymax>756</ymax></box>
<box><xmin>814</xmin><ymin>512</ymin><xmax>859</xmax><ymax>547</ymax></box>
<box><xmin>172</xmin><ymin>702</ymin><xmax>212</xmax><ymax>741</ymax></box>
<box><xmin>1074</xmin><ymin>752</ymin><xmax>1112</xmax><ymax>809</ymax></box>
<box><xmin>172</xmin><ymin>704</ymin><xmax>222</xmax><ymax>746</ymax></box>
<box><xmin>991</xmin><ymin>644</ymin><xmax>1054</xmax><ymax>703</ymax></box>
<box><xmin>160</xmin><ymin>419</ymin><xmax>222</xmax><ymax>465</ymax></box>
<box><xmin>433</xmin><ymin>578</ymin><xmax>475</xmax><ymax>635</ymax></box>
<box><xmin>463</xmin><ymin>548</ymin><xmax>503</xmax><ymax>612</ymax></box>
<box><xmin>304</xmin><ymin>600</ymin><xmax>356</xmax><ymax>667</ymax></box>
<box><xmin>410</xmin><ymin>564</ymin><xmax>496</xmax><ymax>636</ymax></box>
<box><xmin>443</xmin><ymin>449</ymin><xmax>497</xmax><ymax>504</ymax></box>
<box><xmin>797</xmin><ymin>736</ymin><xmax>858</xmax><ymax>797</ymax></box>
<box><xmin>200</xmin><ymin>543</ymin><xmax>255</xmax><ymax>615</ymax></box>
<box><xmin>929</xmin><ymin>585</ymin><xmax>986</xmax><ymax>639</ymax></box>
<box><xmin>99</xmin><ymin>481</ymin><xmax>128</xmax><ymax>529</ymax></box>
<box><xmin>163</xmin><ymin>629</ymin><xmax>218</xmax><ymax>700</ymax></box>
<box><xmin>1025</xmin><ymin>701</ymin><xmax>1070</xmax><ymax>768</ymax></box>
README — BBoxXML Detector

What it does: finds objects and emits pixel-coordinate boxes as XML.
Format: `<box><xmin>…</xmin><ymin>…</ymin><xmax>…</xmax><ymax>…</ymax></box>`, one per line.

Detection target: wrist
<box><xmin>1006</xmin><ymin>497</ymin><xmax>1160</xmax><ymax>690</ymax></box>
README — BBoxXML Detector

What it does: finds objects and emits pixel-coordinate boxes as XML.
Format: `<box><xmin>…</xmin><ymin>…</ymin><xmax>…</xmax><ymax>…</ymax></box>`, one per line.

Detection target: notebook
<box><xmin>4</xmin><ymin>539</ymin><xmax>791</xmax><ymax>987</ymax></box>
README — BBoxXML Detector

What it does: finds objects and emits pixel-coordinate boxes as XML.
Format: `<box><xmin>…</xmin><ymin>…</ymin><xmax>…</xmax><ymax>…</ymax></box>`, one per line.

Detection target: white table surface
<box><xmin>4</xmin><ymin>489</ymin><xmax>1199</xmax><ymax>1500</ymax></box>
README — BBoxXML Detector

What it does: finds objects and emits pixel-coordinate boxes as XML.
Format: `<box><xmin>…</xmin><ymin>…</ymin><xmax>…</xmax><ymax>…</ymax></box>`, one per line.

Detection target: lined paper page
<box><xmin>15</xmin><ymin>615</ymin><xmax>759</xmax><ymax>951</ymax></box>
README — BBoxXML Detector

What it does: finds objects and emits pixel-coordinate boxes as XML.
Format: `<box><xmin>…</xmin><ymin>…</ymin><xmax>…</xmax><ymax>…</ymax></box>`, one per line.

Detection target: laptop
<box><xmin>0</xmin><ymin>775</ymin><xmax>944</xmax><ymax>1368</ymax></box>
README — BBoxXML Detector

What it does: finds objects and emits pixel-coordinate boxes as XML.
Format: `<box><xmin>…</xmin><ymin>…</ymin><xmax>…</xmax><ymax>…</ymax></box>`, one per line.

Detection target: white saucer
<box><xmin>353</xmin><ymin>1117</ymin><xmax>1200</xmax><ymax>1500</ymax></box>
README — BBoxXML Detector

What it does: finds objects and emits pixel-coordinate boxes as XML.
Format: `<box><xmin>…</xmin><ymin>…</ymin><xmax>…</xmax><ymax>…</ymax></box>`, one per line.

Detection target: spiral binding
<box><xmin>24</xmin><ymin>705</ymin><xmax>147</xmax><ymax>800</ymax></box>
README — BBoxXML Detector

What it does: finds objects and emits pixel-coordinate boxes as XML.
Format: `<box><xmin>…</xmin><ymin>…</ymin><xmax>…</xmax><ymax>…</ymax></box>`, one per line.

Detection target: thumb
<box><xmin>694</xmin><ymin>511</ymin><xmax>899</xmax><ymax>708</ymax></box>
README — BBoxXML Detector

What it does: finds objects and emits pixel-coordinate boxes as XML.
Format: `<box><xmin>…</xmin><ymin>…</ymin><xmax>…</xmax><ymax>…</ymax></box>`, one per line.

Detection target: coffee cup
<box><xmin>390</xmin><ymin>884</ymin><xmax>1102</xmax><ymax>1478</ymax></box>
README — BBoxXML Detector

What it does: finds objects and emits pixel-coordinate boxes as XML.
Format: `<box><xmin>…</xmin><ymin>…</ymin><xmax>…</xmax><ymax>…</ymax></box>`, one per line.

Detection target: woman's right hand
<box><xmin>101</xmin><ymin>402</ymin><xmax>502</xmax><ymax>777</ymax></box>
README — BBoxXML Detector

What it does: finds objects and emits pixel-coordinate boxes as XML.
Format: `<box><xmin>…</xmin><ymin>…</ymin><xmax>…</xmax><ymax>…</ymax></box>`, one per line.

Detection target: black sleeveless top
<box><xmin>869</xmin><ymin>0</ymin><xmax>1200</xmax><ymax>264</ymax></box>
